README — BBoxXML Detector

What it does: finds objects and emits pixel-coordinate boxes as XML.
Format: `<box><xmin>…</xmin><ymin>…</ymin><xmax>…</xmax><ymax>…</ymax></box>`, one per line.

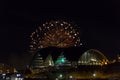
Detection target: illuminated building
<box><xmin>29</xmin><ymin>51</ymin><xmax>45</xmax><ymax>73</ymax></box>
<box><xmin>0</xmin><ymin>63</ymin><xmax>16</xmax><ymax>74</ymax></box>
<box><xmin>44</xmin><ymin>54</ymin><xmax>54</xmax><ymax>67</ymax></box>
<box><xmin>55</xmin><ymin>52</ymin><xmax>71</xmax><ymax>66</ymax></box>
<box><xmin>78</xmin><ymin>49</ymin><xmax>109</xmax><ymax>66</ymax></box>
<box><xmin>30</xmin><ymin>20</ymin><xmax>80</xmax><ymax>54</ymax></box>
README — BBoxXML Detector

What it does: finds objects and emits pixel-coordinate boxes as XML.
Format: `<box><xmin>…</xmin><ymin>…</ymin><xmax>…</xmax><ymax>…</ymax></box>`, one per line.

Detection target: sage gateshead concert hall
<box><xmin>24</xmin><ymin>47</ymin><xmax>120</xmax><ymax>79</ymax></box>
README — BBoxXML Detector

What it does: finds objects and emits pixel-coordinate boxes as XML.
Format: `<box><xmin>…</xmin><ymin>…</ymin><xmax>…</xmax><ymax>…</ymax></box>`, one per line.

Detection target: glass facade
<box><xmin>78</xmin><ymin>49</ymin><xmax>109</xmax><ymax>66</ymax></box>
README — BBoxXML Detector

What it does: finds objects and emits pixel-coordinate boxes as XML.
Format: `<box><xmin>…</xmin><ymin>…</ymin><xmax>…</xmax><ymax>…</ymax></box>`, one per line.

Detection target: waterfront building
<box><xmin>78</xmin><ymin>49</ymin><xmax>109</xmax><ymax>66</ymax></box>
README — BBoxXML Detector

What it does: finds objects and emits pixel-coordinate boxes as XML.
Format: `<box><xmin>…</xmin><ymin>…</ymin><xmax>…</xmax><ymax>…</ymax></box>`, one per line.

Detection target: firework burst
<box><xmin>30</xmin><ymin>20</ymin><xmax>80</xmax><ymax>53</ymax></box>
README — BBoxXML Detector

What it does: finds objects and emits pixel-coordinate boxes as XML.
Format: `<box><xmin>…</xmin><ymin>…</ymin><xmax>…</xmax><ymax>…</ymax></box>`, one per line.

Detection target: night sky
<box><xmin>0</xmin><ymin>0</ymin><xmax>120</xmax><ymax>68</ymax></box>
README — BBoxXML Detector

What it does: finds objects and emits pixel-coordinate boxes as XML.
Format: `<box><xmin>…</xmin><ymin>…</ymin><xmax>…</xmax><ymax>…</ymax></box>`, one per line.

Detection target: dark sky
<box><xmin>0</xmin><ymin>0</ymin><xmax>120</xmax><ymax>67</ymax></box>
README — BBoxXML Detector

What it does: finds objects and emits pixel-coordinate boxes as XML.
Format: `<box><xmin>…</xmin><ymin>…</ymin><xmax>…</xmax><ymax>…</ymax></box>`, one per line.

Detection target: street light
<box><xmin>93</xmin><ymin>73</ymin><xmax>96</xmax><ymax>77</ymax></box>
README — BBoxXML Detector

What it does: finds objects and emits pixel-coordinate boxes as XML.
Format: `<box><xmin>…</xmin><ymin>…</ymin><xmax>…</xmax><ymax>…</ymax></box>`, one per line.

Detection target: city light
<box><xmin>59</xmin><ymin>74</ymin><xmax>63</xmax><ymax>78</ymax></box>
<box><xmin>61</xmin><ymin>58</ymin><xmax>65</xmax><ymax>63</ymax></box>
<box><xmin>69</xmin><ymin>75</ymin><xmax>73</xmax><ymax>78</ymax></box>
<box><xmin>93</xmin><ymin>73</ymin><xmax>96</xmax><ymax>77</ymax></box>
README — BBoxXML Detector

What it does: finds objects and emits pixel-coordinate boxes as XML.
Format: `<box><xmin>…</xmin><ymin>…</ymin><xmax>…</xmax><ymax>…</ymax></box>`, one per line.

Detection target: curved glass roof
<box><xmin>78</xmin><ymin>49</ymin><xmax>109</xmax><ymax>65</ymax></box>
